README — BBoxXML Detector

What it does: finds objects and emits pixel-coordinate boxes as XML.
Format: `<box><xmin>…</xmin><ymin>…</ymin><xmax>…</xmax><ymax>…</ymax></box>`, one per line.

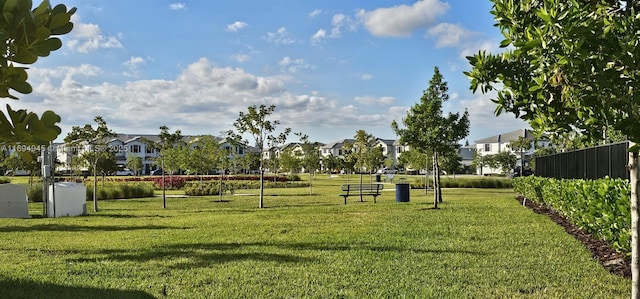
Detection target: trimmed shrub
<box><xmin>513</xmin><ymin>176</ymin><xmax>630</xmax><ymax>254</ymax></box>
<box><xmin>0</xmin><ymin>177</ymin><xmax>10</xmax><ymax>184</ymax></box>
<box><xmin>184</xmin><ymin>180</ymin><xmax>310</xmax><ymax>196</ymax></box>
<box><xmin>410</xmin><ymin>177</ymin><xmax>512</xmax><ymax>189</ymax></box>
<box><xmin>86</xmin><ymin>182</ymin><xmax>155</xmax><ymax>200</ymax></box>
<box><xmin>27</xmin><ymin>183</ymin><xmax>43</xmax><ymax>202</ymax></box>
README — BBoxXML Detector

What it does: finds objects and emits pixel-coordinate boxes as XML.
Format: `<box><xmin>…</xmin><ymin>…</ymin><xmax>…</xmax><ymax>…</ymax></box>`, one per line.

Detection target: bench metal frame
<box><xmin>340</xmin><ymin>183</ymin><xmax>384</xmax><ymax>205</ymax></box>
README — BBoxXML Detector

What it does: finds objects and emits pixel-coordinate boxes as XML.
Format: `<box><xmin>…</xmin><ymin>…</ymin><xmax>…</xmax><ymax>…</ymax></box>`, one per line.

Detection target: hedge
<box><xmin>184</xmin><ymin>180</ymin><xmax>310</xmax><ymax>196</ymax></box>
<box><xmin>513</xmin><ymin>176</ymin><xmax>630</xmax><ymax>254</ymax></box>
<box><xmin>410</xmin><ymin>177</ymin><xmax>513</xmax><ymax>189</ymax></box>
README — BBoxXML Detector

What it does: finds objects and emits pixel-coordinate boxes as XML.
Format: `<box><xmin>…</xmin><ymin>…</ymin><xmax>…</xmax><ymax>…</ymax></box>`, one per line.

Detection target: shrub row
<box><xmin>184</xmin><ymin>180</ymin><xmax>310</xmax><ymax>196</ymax></box>
<box><xmin>0</xmin><ymin>177</ymin><xmax>10</xmax><ymax>184</ymax></box>
<box><xmin>26</xmin><ymin>182</ymin><xmax>155</xmax><ymax>202</ymax></box>
<box><xmin>86</xmin><ymin>182</ymin><xmax>156</xmax><ymax>201</ymax></box>
<box><xmin>513</xmin><ymin>176</ymin><xmax>630</xmax><ymax>254</ymax></box>
<box><xmin>58</xmin><ymin>174</ymin><xmax>294</xmax><ymax>190</ymax></box>
<box><xmin>410</xmin><ymin>177</ymin><xmax>513</xmax><ymax>189</ymax></box>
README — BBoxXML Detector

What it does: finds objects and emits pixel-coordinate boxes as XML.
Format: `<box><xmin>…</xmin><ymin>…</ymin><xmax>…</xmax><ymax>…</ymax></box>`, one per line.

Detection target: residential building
<box><xmin>474</xmin><ymin>129</ymin><xmax>550</xmax><ymax>175</ymax></box>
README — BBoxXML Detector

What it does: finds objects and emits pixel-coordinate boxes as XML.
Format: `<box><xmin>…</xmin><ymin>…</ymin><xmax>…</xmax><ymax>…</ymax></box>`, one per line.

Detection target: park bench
<box><xmin>340</xmin><ymin>183</ymin><xmax>384</xmax><ymax>205</ymax></box>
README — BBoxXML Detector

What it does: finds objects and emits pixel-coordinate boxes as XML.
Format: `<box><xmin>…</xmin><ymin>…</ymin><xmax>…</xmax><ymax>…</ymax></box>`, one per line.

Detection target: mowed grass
<box><xmin>0</xmin><ymin>175</ymin><xmax>630</xmax><ymax>298</ymax></box>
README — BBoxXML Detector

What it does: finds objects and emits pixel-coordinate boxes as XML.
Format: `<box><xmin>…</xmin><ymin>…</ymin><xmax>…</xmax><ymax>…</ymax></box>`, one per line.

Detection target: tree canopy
<box><xmin>0</xmin><ymin>1</ymin><xmax>76</xmax><ymax>146</ymax></box>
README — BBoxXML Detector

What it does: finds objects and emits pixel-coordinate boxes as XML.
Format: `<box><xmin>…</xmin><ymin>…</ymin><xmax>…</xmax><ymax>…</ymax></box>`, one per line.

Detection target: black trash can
<box><xmin>395</xmin><ymin>179</ymin><xmax>410</xmax><ymax>203</ymax></box>
<box><xmin>375</xmin><ymin>174</ymin><xmax>381</xmax><ymax>182</ymax></box>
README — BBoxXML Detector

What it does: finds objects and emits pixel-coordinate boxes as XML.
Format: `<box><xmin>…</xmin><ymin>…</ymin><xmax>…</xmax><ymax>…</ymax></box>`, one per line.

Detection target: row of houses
<box><xmin>39</xmin><ymin>129</ymin><xmax>548</xmax><ymax>175</ymax></box>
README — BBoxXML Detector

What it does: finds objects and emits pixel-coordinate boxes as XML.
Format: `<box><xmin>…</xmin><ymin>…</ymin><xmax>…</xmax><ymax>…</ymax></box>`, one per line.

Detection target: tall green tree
<box><xmin>228</xmin><ymin>104</ymin><xmax>290</xmax><ymax>208</ymax></box>
<box><xmin>64</xmin><ymin>116</ymin><xmax>116</xmax><ymax>212</ymax></box>
<box><xmin>0</xmin><ymin>1</ymin><xmax>75</xmax><ymax>149</ymax></box>
<box><xmin>465</xmin><ymin>0</ymin><xmax>640</xmax><ymax>294</ymax></box>
<box><xmin>392</xmin><ymin>67</ymin><xmax>470</xmax><ymax>208</ymax></box>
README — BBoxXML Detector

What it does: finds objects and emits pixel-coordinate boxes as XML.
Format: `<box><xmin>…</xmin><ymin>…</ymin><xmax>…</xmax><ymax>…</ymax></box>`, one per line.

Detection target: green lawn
<box><xmin>0</xmin><ymin>175</ymin><xmax>630</xmax><ymax>298</ymax></box>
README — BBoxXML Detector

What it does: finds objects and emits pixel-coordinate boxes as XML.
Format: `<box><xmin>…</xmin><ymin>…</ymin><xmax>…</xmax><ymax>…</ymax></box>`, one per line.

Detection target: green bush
<box><xmin>27</xmin><ymin>183</ymin><xmax>43</xmax><ymax>202</ymax></box>
<box><xmin>410</xmin><ymin>177</ymin><xmax>512</xmax><ymax>189</ymax></box>
<box><xmin>184</xmin><ymin>180</ymin><xmax>310</xmax><ymax>196</ymax></box>
<box><xmin>0</xmin><ymin>177</ymin><xmax>10</xmax><ymax>184</ymax></box>
<box><xmin>513</xmin><ymin>176</ymin><xmax>630</xmax><ymax>254</ymax></box>
<box><xmin>86</xmin><ymin>182</ymin><xmax>155</xmax><ymax>200</ymax></box>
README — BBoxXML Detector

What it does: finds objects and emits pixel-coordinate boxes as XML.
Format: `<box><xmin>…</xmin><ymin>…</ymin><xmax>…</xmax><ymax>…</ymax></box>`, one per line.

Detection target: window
<box><xmin>146</xmin><ymin>146</ymin><xmax>154</xmax><ymax>154</ymax></box>
<box><xmin>397</xmin><ymin>147</ymin><xmax>403</xmax><ymax>154</ymax></box>
<box><xmin>131</xmin><ymin>145</ymin><xmax>141</xmax><ymax>153</ymax></box>
<box><xmin>484</xmin><ymin>144</ymin><xmax>491</xmax><ymax>152</ymax></box>
<box><xmin>338</xmin><ymin>149</ymin><xmax>343</xmax><ymax>155</ymax></box>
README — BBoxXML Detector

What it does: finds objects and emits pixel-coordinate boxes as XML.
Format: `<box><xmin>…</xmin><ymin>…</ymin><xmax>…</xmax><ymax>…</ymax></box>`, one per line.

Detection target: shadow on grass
<box><xmin>69</xmin><ymin>242</ymin><xmax>314</xmax><ymax>270</ymax></box>
<box><xmin>0</xmin><ymin>277</ymin><xmax>154</xmax><ymax>299</ymax></box>
<box><xmin>66</xmin><ymin>240</ymin><xmax>488</xmax><ymax>270</ymax></box>
<box><xmin>0</xmin><ymin>224</ymin><xmax>175</xmax><ymax>233</ymax></box>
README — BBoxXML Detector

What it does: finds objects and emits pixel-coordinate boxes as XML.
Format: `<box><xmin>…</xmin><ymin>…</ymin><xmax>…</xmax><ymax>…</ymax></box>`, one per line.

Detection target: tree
<box><xmin>392</xmin><ymin>67</ymin><xmax>470</xmax><ymax>208</ymax></box>
<box><xmin>266</xmin><ymin>126</ymin><xmax>291</xmax><ymax>181</ymax></box>
<box><xmin>228</xmin><ymin>104</ymin><xmax>290</xmax><ymax>208</ymax></box>
<box><xmin>352</xmin><ymin>130</ymin><xmax>379</xmax><ymax>201</ymax></box>
<box><xmin>322</xmin><ymin>154</ymin><xmax>342</xmax><ymax>174</ymax></box>
<box><xmin>296</xmin><ymin>132</ymin><xmax>322</xmax><ymax>194</ymax></box>
<box><xmin>471</xmin><ymin>150</ymin><xmax>485</xmax><ymax>175</ymax></box>
<box><xmin>64</xmin><ymin>116</ymin><xmax>117</xmax><ymax>212</ymax></box>
<box><xmin>491</xmin><ymin>151</ymin><xmax>518</xmax><ymax>175</ymax></box>
<box><xmin>0</xmin><ymin>1</ymin><xmax>75</xmax><ymax>148</ymax></box>
<box><xmin>465</xmin><ymin>0</ymin><xmax>640</xmax><ymax>294</ymax></box>
<box><xmin>144</xmin><ymin>125</ymin><xmax>183</xmax><ymax>209</ymax></box>
<box><xmin>126</xmin><ymin>155</ymin><xmax>143</xmax><ymax>176</ymax></box>
<box><xmin>508</xmin><ymin>136</ymin><xmax>533</xmax><ymax>176</ymax></box>
<box><xmin>279</xmin><ymin>148</ymin><xmax>301</xmax><ymax>173</ymax></box>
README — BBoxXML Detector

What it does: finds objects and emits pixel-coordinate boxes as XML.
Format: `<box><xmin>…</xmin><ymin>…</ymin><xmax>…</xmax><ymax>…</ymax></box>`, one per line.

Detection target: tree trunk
<box><xmin>259</xmin><ymin>168</ymin><xmax>264</xmax><ymax>208</ymax></box>
<box><xmin>436</xmin><ymin>153</ymin><xmax>443</xmax><ymax>203</ymax></box>
<box><xmin>630</xmin><ymin>146</ymin><xmax>639</xmax><ymax>298</ymax></box>
<box><xmin>432</xmin><ymin>154</ymin><xmax>439</xmax><ymax>209</ymax></box>
<box><xmin>308</xmin><ymin>172</ymin><xmax>313</xmax><ymax>195</ymax></box>
<box><xmin>425</xmin><ymin>156</ymin><xmax>429</xmax><ymax>196</ymax></box>
<box><xmin>93</xmin><ymin>164</ymin><xmax>98</xmax><ymax>212</ymax></box>
<box><xmin>359</xmin><ymin>173</ymin><xmax>364</xmax><ymax>202</ymax></box>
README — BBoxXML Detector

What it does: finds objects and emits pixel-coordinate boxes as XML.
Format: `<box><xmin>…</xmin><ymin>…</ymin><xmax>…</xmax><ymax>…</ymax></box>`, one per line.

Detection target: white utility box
<box><xmin>47</xmin><ymin>182</ymin><xmax>86</xmax><ymax>218</ymax></box>
<box><xmin>0</xmin><ymin>184</ymin><xmax>29</xmax><ymax>218</ymax></box>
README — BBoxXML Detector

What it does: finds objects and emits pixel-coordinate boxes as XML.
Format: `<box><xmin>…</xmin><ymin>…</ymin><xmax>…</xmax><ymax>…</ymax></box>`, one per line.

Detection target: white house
<box><xmin>474</xmin><ymin>129</ymin><xmax>550</xmax><ymax>175</ymax></box>
<box><xmin>55</xmin><ymin>133</ymin><xmax>252</xmax><ymax>175</ymax></box>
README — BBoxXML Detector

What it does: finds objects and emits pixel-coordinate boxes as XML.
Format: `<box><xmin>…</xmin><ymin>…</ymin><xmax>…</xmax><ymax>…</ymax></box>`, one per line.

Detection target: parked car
<box><xmin>150</xmin><ymin>169</ymin><xmax>165</xmax><ymax>175</ymax></box>
<box><xmin>510</xmin><ymin>167</ymin><xmax>533</xmax><ymax>178</ymax></box>
<box><xmin>115</xmin><ymin>169</ymin><xmax>135</xmax><ymax>176</ymax></box>
<box><xmin>377</xmin><ymin>167</ymin><xmax>398</xmax><ymax>174</ymax></box>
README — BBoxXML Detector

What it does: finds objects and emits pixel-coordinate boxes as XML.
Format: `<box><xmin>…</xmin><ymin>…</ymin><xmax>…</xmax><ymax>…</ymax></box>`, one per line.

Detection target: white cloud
<box><xmin>169</xmin><ymin>3</ymin><xmax>186</xmax><ymax>10</ymax></box>
<box><xmin>357</xmin><ymin>0</ymin><xmax>449</xmax><ymax>37</ymax></box>
<box><xmin>278</xmin><ymin>57</ymin><xmax>313</xmax><ymax>73</ymax></box>
<box><xmin>355</xmin><ymin>96</ymin><xmax>396</xmax><ymax>105</ymax></box>
<box><xmin>360</xmin><ymin>74</ymin><xmax>373</xmax><ymax>80</ymax></box>
<box><xmin>427</xmin><ymin>23</ymin><xmax>474</xmax><ymax>48</ymax></box>
<box><xmin>19</xmin><ymin>58</ymin><xmax>397</xmax><ymax>142</ymax></box>
<box><xmin>67</xmin><ymin>15</ymin><xmax>123</xmax><ymax>53</ymax></box>
<box><xmin>311</xmin><ymin>13</ymin><xmax>357</xmax><ymax>44</ymax></box>
<box><xmin>122</xmin><ymin>56</ymin><xmax>146</xmax><ymax>77</ymax></box>
<box><xmin>264</xmin><ymin>27</ymin><xmax>295</xmax><ymax>45</ymax></box>
<box><xmin>230</xmin><ymin>54</ymin><xmax>251</xmax><ymax>63</ymax></box>
<box><xmin>458</xmin><ymin>91</ymin><xmax>528</xmax><ymax>142</ymax></box>
<box><xmin>309</xmin><ymin>9</ymin><xmax>322</xmax><ymax>18</ymax></box>
<box><xmin>226</xmin><ymin>21</ymin><xmax>248</xmax><ymax>32</ymax></box>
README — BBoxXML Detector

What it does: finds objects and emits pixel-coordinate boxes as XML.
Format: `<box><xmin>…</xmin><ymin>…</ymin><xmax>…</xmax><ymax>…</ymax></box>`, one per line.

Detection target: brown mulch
<box><xmin>515</xmin><ymin>195</ymin><xmax>631</xmax><ymax>279</ymax></box>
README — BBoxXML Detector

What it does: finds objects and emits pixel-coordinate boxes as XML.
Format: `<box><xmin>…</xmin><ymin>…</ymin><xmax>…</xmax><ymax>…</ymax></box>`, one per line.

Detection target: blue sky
<box><xmin>9</xmin><ymin>0</ymin><xmax>528</xmax><ymax>145</ymax></box>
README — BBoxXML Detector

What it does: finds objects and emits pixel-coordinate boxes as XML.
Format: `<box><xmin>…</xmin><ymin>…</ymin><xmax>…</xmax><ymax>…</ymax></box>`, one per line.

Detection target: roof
<box><xmin>320</xmin><ymin>139</ymin><xmax>355</xmax><ymax>149</ymax></box>
<box><xmin>474</xmin><ymin>129</ymin><xmax>542</xmax><ymax>144</ymax></box>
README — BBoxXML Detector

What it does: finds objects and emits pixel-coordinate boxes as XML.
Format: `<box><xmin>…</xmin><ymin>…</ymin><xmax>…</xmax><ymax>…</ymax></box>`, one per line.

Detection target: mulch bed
<box><xmin>515</xmin><ymin>195</ymin><xmax>631</xmax><ymax>279</ymax></box>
